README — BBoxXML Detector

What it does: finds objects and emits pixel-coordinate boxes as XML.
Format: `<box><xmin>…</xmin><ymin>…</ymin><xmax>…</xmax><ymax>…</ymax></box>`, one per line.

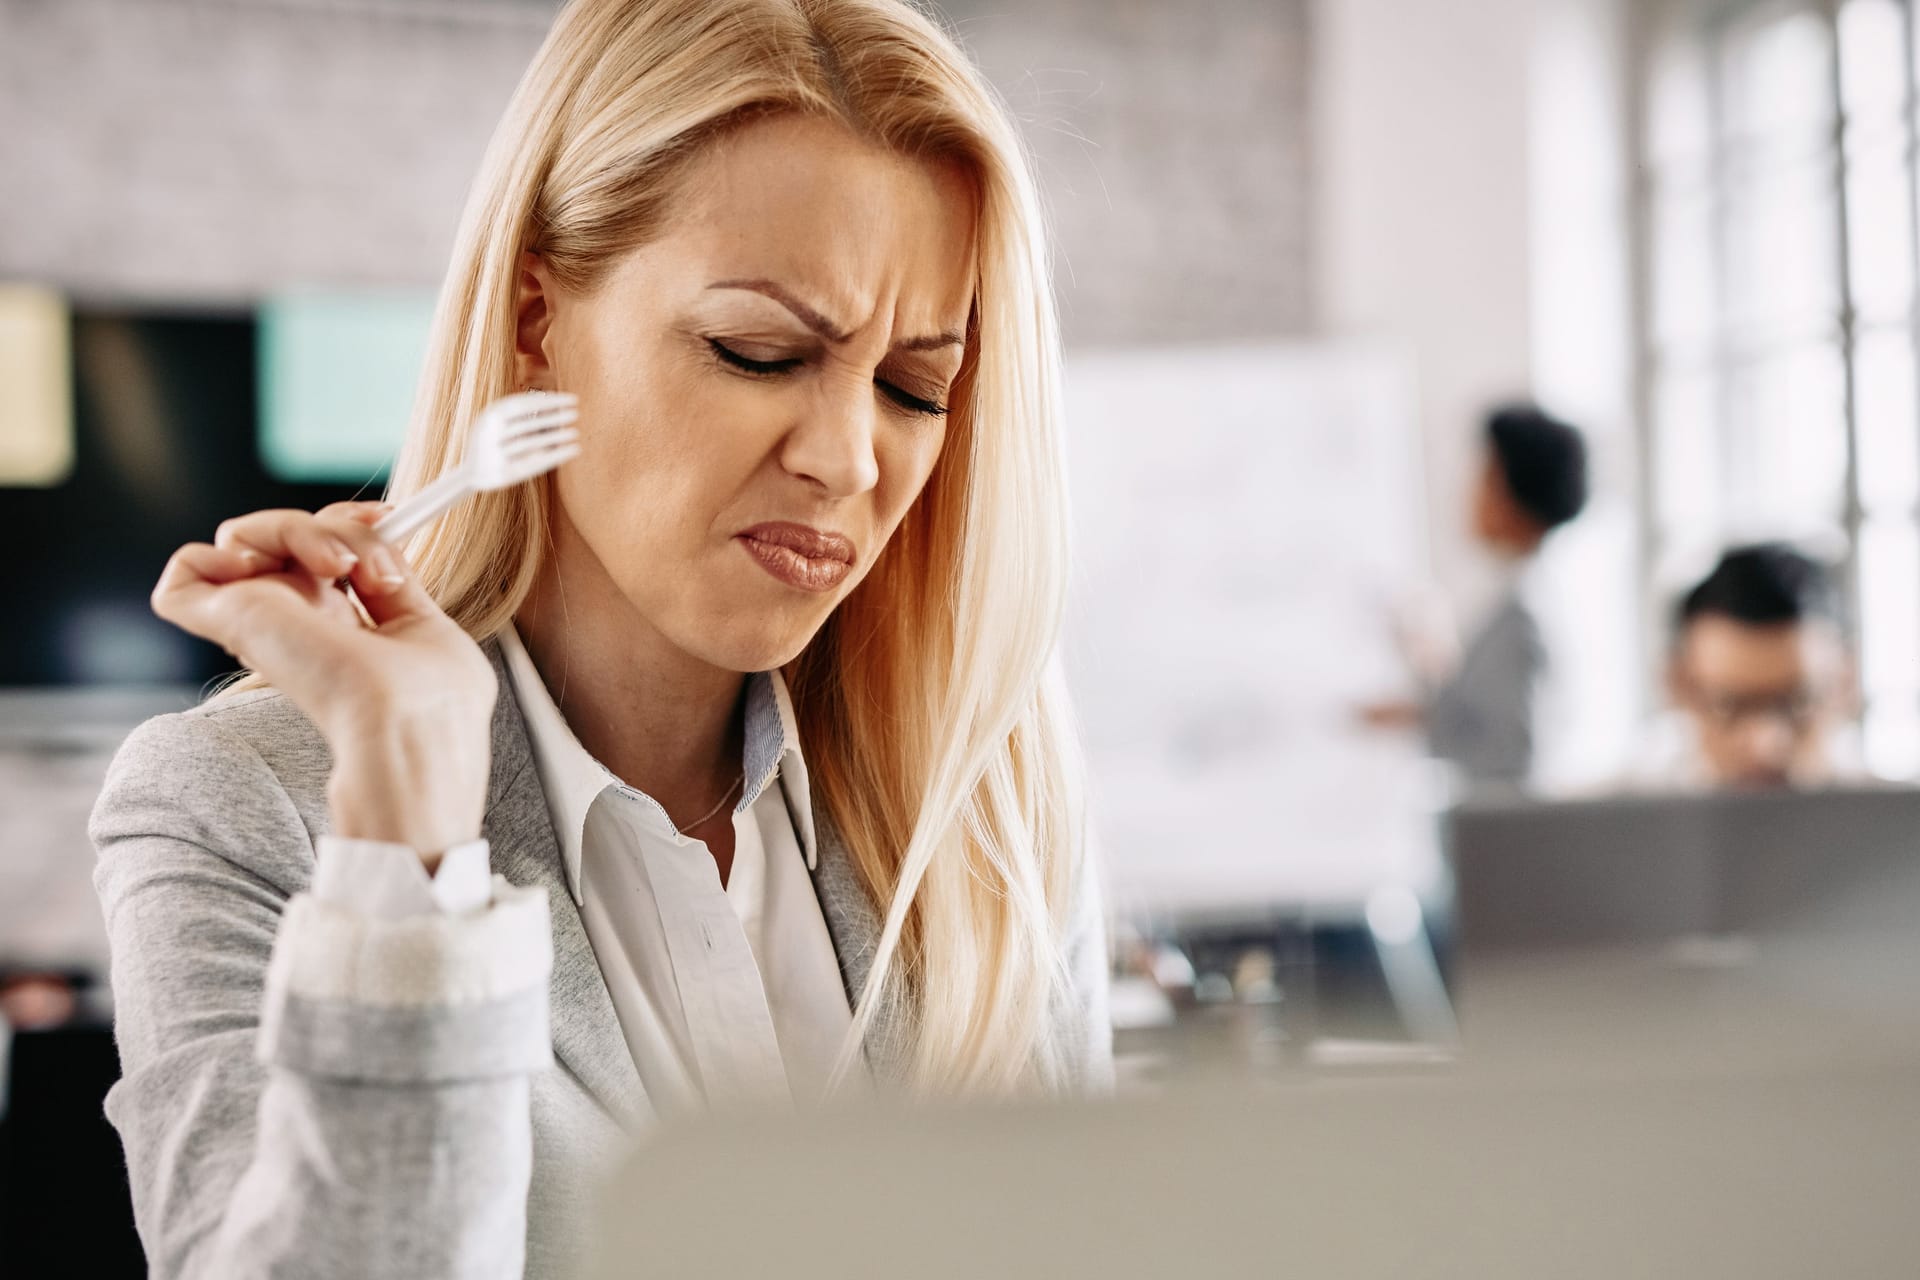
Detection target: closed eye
<box><xmin>878</xmin><ymin>381</ymin><xmax>948</xmax><ymax>418</ymax></box>
<box><xmin>711</xmin><ymin>339</ymin><xmax>948</xmax><ymax>418</ymax></box>
<box><xmin>708</xmin><ymin>338</ymin><xmax>802</xmax><ymax>376</ymax></box>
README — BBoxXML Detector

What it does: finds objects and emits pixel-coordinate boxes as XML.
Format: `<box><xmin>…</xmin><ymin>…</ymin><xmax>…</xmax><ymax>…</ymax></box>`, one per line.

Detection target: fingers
<box><xmin>307</xmin><ymin>507</ymin><xmax>451</xmax><ymax>628</ymax></box>
<box><xmin>315</xmin><ymin>502</ymin><xmax>409</xmax><ymax>600</ymax></box>
<box><xmin>150</xmin><ymin>502</ymin><xmax>452</xmax><ymax>701</ymax></box>
<box><xmin>163</xmin><ymin>502</ymin><xmax>436</xmax><ymax>644</ymax></box>
<box><xmin>151</xmin><ymin>543</ymin><xmax>266</xmax><ymax>637</ymax></box>
<box><xmin>318</xmin><ymin>500</ymin><xmax>396</xmax><ymax>528</ymax></box>
<box><xmin>161</xmin><ymin>542</ymin><xmax>271</xmax><ymax>589</ymax></box>
<box><xmin>344</xmin><ymin>550</ymin><xmax>436</xmax><ymax>627</ymax></box>
<box><xmin>211</xmin><ymin>503</ymin><xmax>411</xmax><ymax>590</ymax></box>
<box><xmin>213</xmin><ymin>507</ymin><xmax>362</xmax><ymax>581</ymax></box>
<box><xmin>151</xmin><ymin>542</ymin><xmax>345</xmax><ymax>659</ymax></box>
<box><xmin>319</xmin><ymin>514</ymin><xmax>419</xmax><ymax>617</ymax></box>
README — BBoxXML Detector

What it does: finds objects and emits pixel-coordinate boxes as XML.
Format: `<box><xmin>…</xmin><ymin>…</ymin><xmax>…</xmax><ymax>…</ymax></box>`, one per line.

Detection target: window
<box><xmin>256</xmin><ymin>291</ymin><xmax>436</xmax><ymax>484</ymax></box>
<box><xmin>1639</xmin><ymin>0</ymin><xmax>1920</xmax><ymax>776</ymax></box>
<box><xmin>0</xmin><ymin>284</ymin><xmax>74</xmax><ymax>488</ymax></box>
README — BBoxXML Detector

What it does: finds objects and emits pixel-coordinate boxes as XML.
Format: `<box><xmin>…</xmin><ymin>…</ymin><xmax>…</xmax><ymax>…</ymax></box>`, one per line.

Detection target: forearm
<box><xmin>96</xmin><ymin>704</ymin><xmax>549</xmax><ymax>1280</ymax></box>
<box><xmin>211</xmin><ymin>1074</ymin><xmax>536</xmax><ymax>1280</ymax></box>
<box><xmin>109</xmin><ymin>866</ymin><xmax>553</xmax><ymax>1280</ymax></box>
<box><xmin>204</xmin><ymin>882</ymin><xmax>553</xmax><ymax>1279</ymax></box>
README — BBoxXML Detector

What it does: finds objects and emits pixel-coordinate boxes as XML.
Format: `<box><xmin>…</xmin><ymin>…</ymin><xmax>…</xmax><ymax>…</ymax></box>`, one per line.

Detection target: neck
<box><xmin>514</xmin><ymin>511</ymin><xmax>746</xmax><ymax>831</ymax></box>
<box><xmin>1488</xmin><ymin>532</ymin><xmax>1543</xmax><ymax>565</ymax></box>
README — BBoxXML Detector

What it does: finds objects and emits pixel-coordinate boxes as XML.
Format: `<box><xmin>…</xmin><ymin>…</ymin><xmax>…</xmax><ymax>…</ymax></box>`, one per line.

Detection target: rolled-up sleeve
<box><xmin>91</xmin><ymin>710</ymin><xmax>553</xmax><ymax>1280</ymax></box>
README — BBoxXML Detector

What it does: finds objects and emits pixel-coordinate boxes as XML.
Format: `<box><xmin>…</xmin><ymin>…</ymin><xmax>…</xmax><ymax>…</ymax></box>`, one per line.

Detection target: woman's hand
<box><xmin>151</xmin><ymin>501</ymin><xmax>498</xmax><ymax>865</ymax></box>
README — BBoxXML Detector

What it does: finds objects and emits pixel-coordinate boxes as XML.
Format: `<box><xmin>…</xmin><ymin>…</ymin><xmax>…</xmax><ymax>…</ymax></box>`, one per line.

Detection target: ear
<box><xmin>514</xmin><ymin>250</ymin><xmax>560</xmax><ymax>390</ymax></box>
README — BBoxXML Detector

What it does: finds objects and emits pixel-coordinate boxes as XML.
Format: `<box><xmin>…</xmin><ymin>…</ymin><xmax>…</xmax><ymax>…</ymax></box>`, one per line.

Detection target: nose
<box><xmin>781</xmin><ymin>377</ymin><xmax>881</xmax><ymax>499</ymax></box>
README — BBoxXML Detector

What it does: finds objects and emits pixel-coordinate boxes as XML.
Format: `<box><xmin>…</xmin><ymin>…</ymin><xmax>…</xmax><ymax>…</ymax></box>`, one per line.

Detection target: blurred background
<box><xmin>4</xmin><ymin>0</ymin><xmax>1919</xmax><ymax>1270</ymax></box>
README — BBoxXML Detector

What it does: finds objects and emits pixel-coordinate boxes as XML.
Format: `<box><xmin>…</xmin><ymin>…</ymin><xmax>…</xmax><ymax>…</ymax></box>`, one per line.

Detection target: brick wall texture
<box><xmin>0</xmin><ymin>0</ymin><xmax>1313</xmax><ymax>344</ymax></box>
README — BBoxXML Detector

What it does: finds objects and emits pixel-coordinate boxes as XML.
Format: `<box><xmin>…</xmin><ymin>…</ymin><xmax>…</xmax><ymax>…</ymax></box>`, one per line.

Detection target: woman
<box><xmin>89</xmin><ymin>1</ymin><xmax>1112</xmax><ymax>1275</ymax></box>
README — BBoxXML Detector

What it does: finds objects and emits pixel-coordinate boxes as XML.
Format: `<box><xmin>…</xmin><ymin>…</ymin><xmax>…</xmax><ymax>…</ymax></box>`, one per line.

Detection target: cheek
<box><xmin>566</xmin><ymin>353</ymin><xmax>762</xmax><ymax>533</ymax></box>
<box><xmin>874</xmin><ymin>426</ymin><xmax>948</xmax><ymax>524</ymax></box>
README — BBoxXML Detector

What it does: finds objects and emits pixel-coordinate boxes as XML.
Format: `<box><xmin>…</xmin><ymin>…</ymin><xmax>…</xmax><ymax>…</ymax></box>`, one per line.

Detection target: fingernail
<box><xmin>328</xmin><ymin>538</ymin><xmax>359</xmax><ymax>567</ymax></box>
<box><xmin>371</xmin><ymin>545</ymin><xmax>405</xmax><ymax>584</ymax></box>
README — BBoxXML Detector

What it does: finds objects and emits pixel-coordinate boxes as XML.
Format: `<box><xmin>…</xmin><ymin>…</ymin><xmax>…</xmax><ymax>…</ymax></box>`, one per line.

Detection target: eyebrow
<box><xmin>706</xmin><ymin>278</ymin><xmax>965</xmax><ymax>353</ymax></box>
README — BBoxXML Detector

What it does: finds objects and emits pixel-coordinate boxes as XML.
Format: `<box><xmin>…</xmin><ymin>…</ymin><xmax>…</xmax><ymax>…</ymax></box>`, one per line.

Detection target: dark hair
<box><xmin>1677</xmin><ymin>543</ymin><xmax>1839</xmax><ymax>634</ymax></box>
<box><xmin>1486</xmin><ymin>404</ymin><xmax>1589</xmax><ymax>531</ymax></box>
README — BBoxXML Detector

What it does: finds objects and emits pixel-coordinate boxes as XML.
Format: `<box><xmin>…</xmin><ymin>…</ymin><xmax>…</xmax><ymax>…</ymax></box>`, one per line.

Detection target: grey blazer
<box><xmin>90</xmin><ymin>639</ymin><xmax>1112</xmax><ymax>1280</ymax></box>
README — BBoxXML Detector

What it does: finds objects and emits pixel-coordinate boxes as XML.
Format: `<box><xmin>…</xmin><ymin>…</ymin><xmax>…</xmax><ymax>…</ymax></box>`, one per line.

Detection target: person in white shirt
<box><xmin>1637</xmin><ymin>543</ymin><xmax>1864</xmax><ymax>790</ymax></box>
<box><xmin>90</xmin><ymin>2</ymin><xmax>1111</xmax><ymax>1276</ymax></box>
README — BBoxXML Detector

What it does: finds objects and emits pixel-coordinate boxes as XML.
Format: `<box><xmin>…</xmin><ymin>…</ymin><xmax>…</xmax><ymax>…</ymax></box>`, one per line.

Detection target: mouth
<box><xmin>735</xmin><ymin>521</ymin><xmax>856</xmax><ymax>593</ymax></box>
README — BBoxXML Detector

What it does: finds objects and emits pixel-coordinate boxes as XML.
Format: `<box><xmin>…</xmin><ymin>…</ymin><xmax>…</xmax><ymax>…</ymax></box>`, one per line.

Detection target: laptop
<box><xmin>1443</xmin><ymin>785</ymin><xmax>1920</xmax><ymax>1061</ymax></box>
<box><xmin>587</xmin><ymin>1061</ymin><xmax>1920</xmax><ymax>1279</ymax></box>
<box><xmin>1445</xmin><ymin>785</ymin><xmax>1920</xmax><ymax>953</ymax></box>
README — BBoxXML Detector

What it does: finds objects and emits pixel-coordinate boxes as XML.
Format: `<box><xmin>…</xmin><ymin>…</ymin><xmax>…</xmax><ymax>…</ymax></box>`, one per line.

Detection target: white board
<box><xmin>1060</xmin><ymin>344</ymin><xmax>1444</xmax><ymax>915</ymax></box>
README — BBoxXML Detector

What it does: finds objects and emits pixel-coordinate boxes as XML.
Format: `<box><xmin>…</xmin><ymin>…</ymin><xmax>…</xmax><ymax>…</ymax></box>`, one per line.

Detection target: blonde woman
<box><xmin>89</xmin><ymin>1</ymin><xmax>1112</xmax><ymax>1275</ymax></box>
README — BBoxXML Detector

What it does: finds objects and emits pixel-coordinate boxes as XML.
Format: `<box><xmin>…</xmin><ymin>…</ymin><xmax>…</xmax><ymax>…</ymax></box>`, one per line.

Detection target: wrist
<box><xmin>326</xmin><ymin>714</ymin><xmax>493</xmax><ymax>867</ymax></box>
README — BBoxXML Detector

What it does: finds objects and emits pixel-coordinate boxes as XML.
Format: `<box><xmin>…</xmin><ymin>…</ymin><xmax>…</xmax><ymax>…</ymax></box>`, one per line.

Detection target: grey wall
<box><xmin>1</xmin><ymin>0</ymin><xmax>1313</xmax><ymax>344</ymax></box>
<box><xmin>937</xmin><ymin>0</ymin><xmax>1313</xmax><ymax>343</ymax></box>
<box><xmin>0</xmin><ymin>0</ymin><xmax>551</xmax><ymax>302</ymax></box>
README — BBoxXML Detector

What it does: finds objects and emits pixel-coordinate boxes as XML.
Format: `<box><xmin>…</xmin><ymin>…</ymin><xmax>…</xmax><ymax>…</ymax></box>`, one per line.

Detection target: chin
<box><xmin>678</xmin><ymin>609</ymin><xmax>826</xmax><ymax>674</ymax></box>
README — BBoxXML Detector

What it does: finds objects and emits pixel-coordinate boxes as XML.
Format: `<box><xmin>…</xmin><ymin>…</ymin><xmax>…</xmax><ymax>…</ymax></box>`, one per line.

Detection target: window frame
<box><xmin>1630</xmin><ymin>0</ymin><xmax>1920</xmax><ymax>776</ymax></box>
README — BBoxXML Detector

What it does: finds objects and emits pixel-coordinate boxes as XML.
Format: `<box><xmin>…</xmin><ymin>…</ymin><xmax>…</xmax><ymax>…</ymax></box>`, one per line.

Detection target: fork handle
<box><xmin>374</xmin><ymin>466</ymin><xmax>472</xmax><ymax>549</ymax></box>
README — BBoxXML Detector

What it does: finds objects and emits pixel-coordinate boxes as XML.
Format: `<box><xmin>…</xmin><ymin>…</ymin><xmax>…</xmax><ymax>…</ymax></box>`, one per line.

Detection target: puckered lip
<box><xmin>736</xmin><ymin>521</ymin><xmax>857</xmax><ymax>566</ymax></box>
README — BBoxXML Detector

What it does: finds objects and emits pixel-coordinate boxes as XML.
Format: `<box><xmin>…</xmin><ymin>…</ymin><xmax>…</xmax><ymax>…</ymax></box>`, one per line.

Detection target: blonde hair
<box><xmin>227</xmin><ymin>0</ymin><xmax>1088</xmax><ymax>1095</ymax></box>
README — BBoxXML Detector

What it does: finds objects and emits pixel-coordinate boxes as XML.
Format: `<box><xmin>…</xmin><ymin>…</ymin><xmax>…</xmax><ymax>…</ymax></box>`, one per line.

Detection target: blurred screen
<box><xmin>0</xmin><ymin>308</ymin><xmax>374</xmax><ymax>687</ymax></box>
<box><xmin>257</xmin><ymin>291</ymin><xmax>430</xmax><ymax>484</ymax></box>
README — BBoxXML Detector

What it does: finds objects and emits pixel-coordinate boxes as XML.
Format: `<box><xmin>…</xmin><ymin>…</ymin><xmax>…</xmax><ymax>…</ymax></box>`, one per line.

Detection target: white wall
<box><xmin>1312</xmin><ymin>0</ymin><xmax>1642</xmax><ymax>783</ymax></box>
<box><xmin>1528</xmin><ymin>0</ymin><xmax>1644</xmax><ymax>781</ymax></box>
<box><xmin>1312</xmin><ymin>0</ymin><xmax>1539</xmax><ymax>616</ymax></box>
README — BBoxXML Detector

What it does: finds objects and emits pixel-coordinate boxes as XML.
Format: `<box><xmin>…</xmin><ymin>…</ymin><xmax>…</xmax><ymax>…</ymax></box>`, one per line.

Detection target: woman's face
<box><xmin>516</xmin><ymin>113</ymin><xmax>977</xmax><ymax>673</ymax></box>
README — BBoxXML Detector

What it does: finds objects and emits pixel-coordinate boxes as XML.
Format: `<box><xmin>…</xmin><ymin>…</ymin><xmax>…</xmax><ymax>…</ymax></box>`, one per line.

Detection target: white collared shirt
<box><xmin>314</xmin><ymin>624</ymin><xmax>857</xmax><ymax>1121</ymax></box>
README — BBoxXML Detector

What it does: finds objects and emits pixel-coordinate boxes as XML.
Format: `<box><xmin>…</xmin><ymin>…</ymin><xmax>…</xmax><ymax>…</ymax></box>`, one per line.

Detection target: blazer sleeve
<box><xmin>90</xmin><ymin>709</ymin><xmax>554</xmax><ymax>1280</ymax></box>
<box><xmin>1058</xmin><ymin>823</ymin><xmax>1116</xmax><ymax>1093</ymax></box>
<box><xmin>1427</xmin><ymin>601</ymin><xmax>1544</xmax><ymax>784</ymax></box>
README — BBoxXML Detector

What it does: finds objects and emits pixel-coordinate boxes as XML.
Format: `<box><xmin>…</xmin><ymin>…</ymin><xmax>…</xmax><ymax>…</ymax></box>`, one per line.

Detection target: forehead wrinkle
<box><xmin>707</xmin><ymin>277</ymin><xmax>965</xmax><ymax>353</ymax></box>
<box><xmin>708</xmin><ymin>278</ymin><xmax>853</xmax><ymax>343</ymax></box>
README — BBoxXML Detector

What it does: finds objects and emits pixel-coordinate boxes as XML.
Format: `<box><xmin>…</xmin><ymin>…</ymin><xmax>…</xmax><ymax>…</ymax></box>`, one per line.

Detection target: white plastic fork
<box><xmin>375</xmin><ymin>391</ymin><xmax>582</xmax><ymax>548</ymax></box>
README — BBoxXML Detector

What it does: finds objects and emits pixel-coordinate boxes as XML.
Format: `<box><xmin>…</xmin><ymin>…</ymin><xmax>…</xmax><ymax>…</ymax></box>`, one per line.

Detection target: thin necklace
<box><xmin>675</xmin><ymin>771</ymin><xmax>744</xmax><ymax>835</ymax></box>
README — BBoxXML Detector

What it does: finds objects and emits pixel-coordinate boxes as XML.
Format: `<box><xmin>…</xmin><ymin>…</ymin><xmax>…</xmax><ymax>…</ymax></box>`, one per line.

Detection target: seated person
<box><xmin>1362</xmin><ymin>404</ymin><xmax>1589</xmax><ymax>785</ymax></box>
<box><xmin>1645</xmin><ymin>543</ymin><xmax>1862</xmax><ymax>789</ymax></box>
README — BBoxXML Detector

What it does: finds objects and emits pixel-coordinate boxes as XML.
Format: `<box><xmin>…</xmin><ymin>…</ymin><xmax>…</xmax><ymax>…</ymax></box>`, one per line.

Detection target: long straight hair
<box><xmin>224</xmin><ymin>0</ymin><xmax>1088</xmax><ymax>1095</ymax></box>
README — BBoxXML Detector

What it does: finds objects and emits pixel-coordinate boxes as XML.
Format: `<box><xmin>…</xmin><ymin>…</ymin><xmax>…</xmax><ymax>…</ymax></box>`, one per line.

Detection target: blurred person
<box><xmin>1643</xmin><ymin>543</ymin><xmax>1861</xmax><ymax>790</ymax></box>
<box><xmin>0</xmin><ymin>970</ymin><xmax>80</xmax><ymax>1031</ymax></box>
<box><xmin>88</xmin><ymin>2</ymin><xmax>1111</xmax><ymax>1276</ymax></box>
<box><xmin>1362</xmin><ymin>404</ymin><xmax>1590</xmax><ymax>785</ymax></box>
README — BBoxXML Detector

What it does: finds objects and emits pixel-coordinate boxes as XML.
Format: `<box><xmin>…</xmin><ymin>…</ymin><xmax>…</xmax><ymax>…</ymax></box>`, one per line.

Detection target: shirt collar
<box><xmin>496</xmin><ymin>622</ymin><xmax>817</xmax><ymax>906</ymax></box>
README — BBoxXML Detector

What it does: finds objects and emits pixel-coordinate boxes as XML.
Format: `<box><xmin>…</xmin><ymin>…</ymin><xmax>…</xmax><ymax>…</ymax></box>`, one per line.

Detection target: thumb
<box><xmin>347</xmin><ymin>546</ymin><xmax>442</xmax><ymax>628</ymax></box>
